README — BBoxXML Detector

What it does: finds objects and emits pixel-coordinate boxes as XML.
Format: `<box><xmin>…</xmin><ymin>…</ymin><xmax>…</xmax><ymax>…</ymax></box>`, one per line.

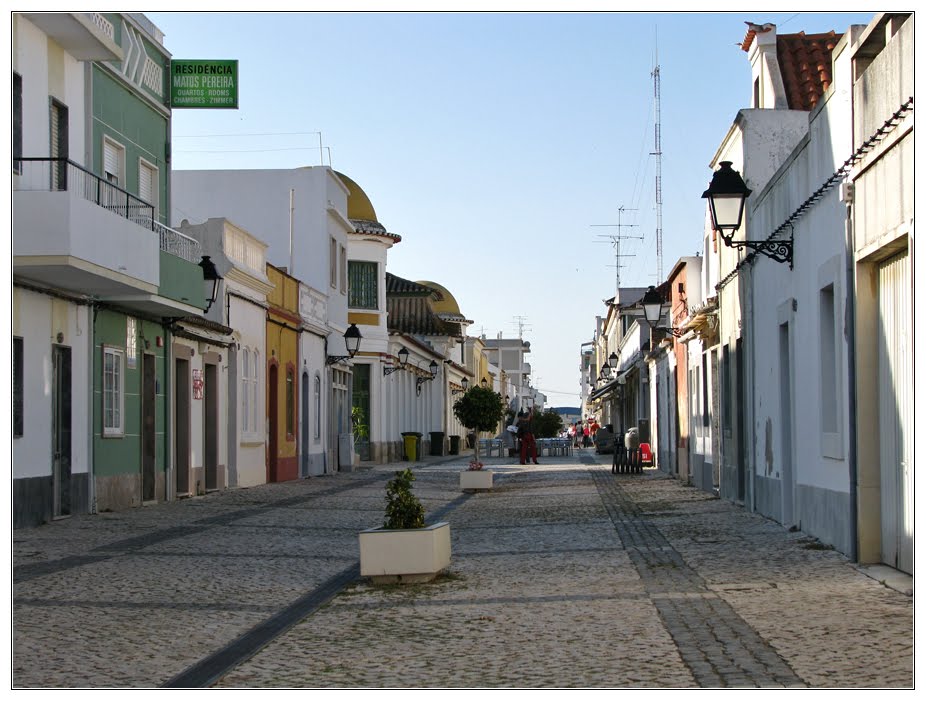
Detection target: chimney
<box><xmin>742</xmin><ymin>22</ymin><xmax>788</xmax><ymax>109</ymax></box>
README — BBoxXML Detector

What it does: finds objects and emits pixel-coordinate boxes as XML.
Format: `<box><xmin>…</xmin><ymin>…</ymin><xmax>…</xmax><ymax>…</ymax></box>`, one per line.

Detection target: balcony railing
<box><xmin>151</xmin><ymin>219</ymin><xmax>202</xmax><ymax>263</ymax></box>
<box><xmin>15</xmin><ymin>157</ymin><xmax>202</xmax><ymax>263</ymax></box>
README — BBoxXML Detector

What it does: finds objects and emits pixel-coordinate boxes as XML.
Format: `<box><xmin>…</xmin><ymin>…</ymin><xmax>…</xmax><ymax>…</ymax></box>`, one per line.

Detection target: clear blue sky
<box><xmin>150</xmin><ymin>10</ymin><xmax>875</xmax><ymax>406</ymax></box>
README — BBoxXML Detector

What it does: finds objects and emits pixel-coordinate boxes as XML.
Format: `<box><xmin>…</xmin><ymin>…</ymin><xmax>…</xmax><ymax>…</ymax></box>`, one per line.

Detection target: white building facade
<box><xmin>178</xmin><ymin>217</ymin><xmax>273</xmax><ymax>489</ymax></box>
<box><xmin>172</xmin><ymin>166</ymin><xmax>355</xmax><ymax>478</ymax></box>
<box><xmin>746</xmin><ymin>24</ymin><xmax>861</xmax><ymax>552</ymax></box>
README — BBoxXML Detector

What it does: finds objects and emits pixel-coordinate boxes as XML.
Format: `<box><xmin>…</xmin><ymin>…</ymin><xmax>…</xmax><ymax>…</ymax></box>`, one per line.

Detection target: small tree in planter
<box><xmin>453</xmin><ymin>385</ymin><xmax>506</xmax><ymax>468</ymax></box>
<box><xmin>453</xmin><ymin>387</ymin><xmax>506</xmax><ymax>492</ymax></box>
<box><xmin>383</xmin><ymin>468</ymin><xmax>425</xmax><ymax>529</ymax></box>
<box><xmin>359</xmin><ymin>468</ymin><xmax>450</xmax><ymax>583</ymax></box>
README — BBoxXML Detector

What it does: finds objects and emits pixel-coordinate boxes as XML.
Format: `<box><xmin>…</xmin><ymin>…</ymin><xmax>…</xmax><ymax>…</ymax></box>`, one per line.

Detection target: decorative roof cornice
<box><xmin>351</xmin><ymin>219</ymin><xmax>403</xmax><ymax>243</ymax></box>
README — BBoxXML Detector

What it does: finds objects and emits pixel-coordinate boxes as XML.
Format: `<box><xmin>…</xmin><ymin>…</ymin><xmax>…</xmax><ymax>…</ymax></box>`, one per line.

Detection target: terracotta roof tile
<box><xmin>386</xmin><ymin>273</ymin><xmax>459</xmax><ymax>336</ymax></box>
<box><xmin>351</xmin><ymin>218</ymin><xmax>402</xmax><ymax>243</ymax></box>
<box><xmin>387</xmin><ymin>296</ymin><xmax>460</xmax><ymax>336</ymax></box>
<box><xmin>385</xmin><ymin>272</ymin><xmax>441</xmax><ymax>298</ymax></box>
<box><xmin>777</xmin><ymin>30</ymin><xmax>841</xmax><ymax>111</ymax></box>
<box><xmin>740</xmin><ymin>21</ymin><xmax>775</xmax><ymax>53</ymax></box>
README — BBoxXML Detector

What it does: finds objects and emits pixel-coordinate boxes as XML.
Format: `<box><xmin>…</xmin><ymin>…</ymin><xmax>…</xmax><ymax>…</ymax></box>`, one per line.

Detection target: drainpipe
<box><xmin>88</xmin><ymin>302</ymin><xmax>97</xmax><ymax>515</ymax></box>
<box><xmin>844</xmin><ymin>195</ymin><xmax>859</xmax><ymax>563</ymax></box>
<box><xmin>288</xmin><ymin>189</ymin><xmax>295</xmax><ymax>275</ymax></box>
<box><xmin>746</xmin><ymin>263</ymin><xmax>757</xmax><ymax>514</ymax></box>
<box><xmin>165</xmin><ymin>323</ymin><xmax>172</xmax><ymax>502</ymax></box>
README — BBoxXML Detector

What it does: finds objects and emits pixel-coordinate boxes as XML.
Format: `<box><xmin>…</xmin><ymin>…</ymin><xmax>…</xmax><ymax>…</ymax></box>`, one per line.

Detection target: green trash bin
<box><xmin>449</xmin><ymin>435</ymin><xmax>460</xmax><ymax>455</ymax></box>
<box><xmin>401</xmin><ymin>432</ymin><xmax>422</xmax><ymax>461</ymax></box>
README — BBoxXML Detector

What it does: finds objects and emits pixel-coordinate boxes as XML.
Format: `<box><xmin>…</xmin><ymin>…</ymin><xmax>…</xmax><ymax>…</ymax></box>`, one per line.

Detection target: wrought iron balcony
<box><xmin>14</xmin><ymin>157</ymin><xmax>201</xmax><ymax>262</ymax></box>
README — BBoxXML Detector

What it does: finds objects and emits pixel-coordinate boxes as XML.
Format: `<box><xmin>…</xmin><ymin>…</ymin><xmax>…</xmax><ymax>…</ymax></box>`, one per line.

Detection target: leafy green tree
<box><xmin>532</xmin><ymin>408</ymin><xmax>564</xmax><ymax>438</ymax></box>
<box><xmin>453</xmin><ymin>386</ymin><xmax>506</xmax><ymax>462</ymax></box>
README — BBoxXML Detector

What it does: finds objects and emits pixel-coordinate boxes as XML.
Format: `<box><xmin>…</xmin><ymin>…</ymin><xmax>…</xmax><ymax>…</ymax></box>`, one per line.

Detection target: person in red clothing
<box><xmin>517</xmin><ymin>408</ymin><xmax>539</xmax><ymax>465</ymax></box>
<box><xmin>589</xmin><ymin>418</ymin><xmax>600</xmax><ymax>444</ymax></box>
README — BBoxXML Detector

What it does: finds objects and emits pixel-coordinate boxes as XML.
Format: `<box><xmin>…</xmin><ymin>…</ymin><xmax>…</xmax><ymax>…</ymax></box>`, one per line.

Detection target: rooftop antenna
<box><xmin>651</xmin><ymin>34</ymin><xmax>664</xmax><ymax>283</ymax></box>
<box><xmin>512</xmin><ymin>315</ymin><xmax>531</xmax><ymax>339</ymax></box>
<box><xmin>592</xmin><ymin>205</ymin><xmax>643</xmax><ymax>295</ymax></box>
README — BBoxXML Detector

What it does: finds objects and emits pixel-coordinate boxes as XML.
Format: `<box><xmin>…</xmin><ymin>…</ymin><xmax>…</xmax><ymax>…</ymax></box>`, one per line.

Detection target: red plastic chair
<box><xmin>640</xmin><ymin>443</ymin><xmax>653</xmax><ymax>466</ymax></box>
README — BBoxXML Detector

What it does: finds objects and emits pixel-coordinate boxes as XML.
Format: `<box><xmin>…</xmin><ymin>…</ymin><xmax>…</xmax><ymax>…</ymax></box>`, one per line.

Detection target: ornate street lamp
<box><xmin>702</xmin><ymin>160</ymin><xmax>792</xmax><ymax>266</ymax></box>
<box><xmin>416</xmin><ymin>359</ymin><xmax>439</xmax><ymax>396</ymax></box>
<box><xmin>383</xmin><ymin>346</ymin><xmax>409</xmax><ymax>376</ymax></box>
<box><xmin>641</xmin><ymin>285</ymin><xmax>666</xmax><ymax>353</ymax></box>
<box><xmin>198</xmin><ymin>255</ymin><xmax>222</xmax><ymax>314</ymax></box>
<box><xmin>326</xmin><ymin>323</ymin><xmax>363</xmax><ymax>365</ymax></box>
<box><xmin>642</xmin><ymin>286</ymin><xmax>665</xmax><ymax>329</ymax></box>
<box><xmin>702</xmin><ymin>161</ymin><xmax>752</xmax><ymax>243</ymax></box>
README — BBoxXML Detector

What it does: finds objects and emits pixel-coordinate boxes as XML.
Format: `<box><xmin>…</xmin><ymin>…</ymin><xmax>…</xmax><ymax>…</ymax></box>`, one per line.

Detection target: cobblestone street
<box><xmin>12</xmin><ymin>450</ymin><xmax>913</xmax><ymax>689</ymax></box>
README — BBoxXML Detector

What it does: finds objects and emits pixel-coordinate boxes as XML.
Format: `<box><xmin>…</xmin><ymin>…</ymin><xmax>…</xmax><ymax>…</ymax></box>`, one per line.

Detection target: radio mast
<box><xmin>651</xmin><ymin>46</ymin><xmax>664</xmax><ymax>284</ymax></box>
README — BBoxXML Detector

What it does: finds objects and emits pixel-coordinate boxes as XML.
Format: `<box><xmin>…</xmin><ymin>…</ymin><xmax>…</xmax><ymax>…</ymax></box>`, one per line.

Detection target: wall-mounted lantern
<box><xmin>416</xmin><ymin>359</ymin><xmax>439</xmax><ymax>396</ymax></box>
<box><xmin>383</xmin><ymin>346</ymin><xmax>409</xmax><ymax>376</ymax></box>
<box><xmin>198</xmin><ymin>255</ymin><xmax>222</xmax><ymax>314</ymax></box>
<box><xmin>703</xmin><ymin>160</ymin><xmax>792</xmax><ymax>266</ymax></box>
<box><xmin>326</xmin><ymin>323</ymin><xmax>362</xmax><ymax>365</ymax></box>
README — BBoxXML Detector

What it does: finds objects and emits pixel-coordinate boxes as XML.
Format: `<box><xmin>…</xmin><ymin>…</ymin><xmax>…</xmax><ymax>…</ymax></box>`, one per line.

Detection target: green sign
<box><xmin>170</xmin><ymin>59</ymin><xmax>238</xmax><ymax>109</ymax></box>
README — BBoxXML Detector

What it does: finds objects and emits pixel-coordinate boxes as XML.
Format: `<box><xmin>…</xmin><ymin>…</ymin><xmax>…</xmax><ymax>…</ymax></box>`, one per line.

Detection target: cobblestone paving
<box><xmin>12</xmin><ymin>451</ymin><xmax>913</xmax><ymax>688</ymax></box>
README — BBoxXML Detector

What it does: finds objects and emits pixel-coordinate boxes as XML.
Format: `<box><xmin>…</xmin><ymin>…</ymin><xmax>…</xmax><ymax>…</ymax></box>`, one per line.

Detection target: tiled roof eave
<box><xmin>351</xmin><ymin>219</ymin><xmax>403</xmax><ymax>243</ymax></box>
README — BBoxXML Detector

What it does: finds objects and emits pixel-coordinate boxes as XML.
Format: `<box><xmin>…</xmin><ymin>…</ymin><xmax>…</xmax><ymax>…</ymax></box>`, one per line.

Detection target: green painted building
<box><xmin>88</xmin><ymin>14</ymin><xmax>208</xmax><ymax>511</ymax></box>
<box><xmin>13</xmin><ymin>13</ymin><xmax>213</xmax><ymax>525</ymax></box>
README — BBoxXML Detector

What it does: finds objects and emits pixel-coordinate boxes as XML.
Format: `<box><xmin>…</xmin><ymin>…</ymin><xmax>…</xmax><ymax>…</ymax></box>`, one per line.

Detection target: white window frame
<box><xmin>251</xmin><ymin>350</ymin><xmax>260</xmax><ymax>435</ymax></box>
<box><xmin>102</xmin><ymin>345</ymin><xmax>125</xmax><ymax>437</ymax></box>
<box><xmin>818</xmin><ymin>256</ymin><xmax>844</xmax><ymax>459</ymax></box>
<box><xmin>330</xmin><ymin>237</ymin><xmax>337</xmax><ymax>289</ymax></box>
<box><xmin>241</xmin><ymin>347</ymin><xmax>250</xmax><ymax>436</ymax></box>
<box><xmin>102</xmin><ymin>136</ymin><xmax>125</xmax><ymax>187</ymax></box>
<box><xmin>339</xmin><ymin>244</ymin><xmax>347</xmax><ymax>295</ymax></box>
<box><xmin>314</xmin><ymin>373</ymin><xmax>322</xmax><ymax>441</ymax></box>
<box><xmin>138</xmin><ymin>157</ymin><xmax>159</xmax><ymax>220</ymax></box>
<box><xmin>241</xmin><ymin>347</ymin><xmax>261</xmax><ymax>440</ymax></box>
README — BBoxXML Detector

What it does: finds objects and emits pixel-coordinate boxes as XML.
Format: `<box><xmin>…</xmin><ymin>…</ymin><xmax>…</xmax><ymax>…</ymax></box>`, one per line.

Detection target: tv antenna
<box><xmin>592</xmin><ymin>206</ymin><xmax>643</xmax><ymax>295</ymax></box>
<box><xmin>511</xmin><ymin>315</ymin><xmax>531</xmax><ymax>339</ymax></box>
<box><xmin>651</xmin><ymin>41</ymin><xmax>664</xmax><ymax>283</ymax></box>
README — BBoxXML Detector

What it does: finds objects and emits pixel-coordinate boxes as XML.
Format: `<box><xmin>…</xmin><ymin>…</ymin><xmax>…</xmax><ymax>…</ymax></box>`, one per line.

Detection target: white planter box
<box><xmin>460</xmin><ymin>470</ymin><xmax>494</xmax><ymax>491</ymax></box>
<box><xmin>359</xmin><ymin>521</ymin><xmax>451</xmax><ymax>584</ymax></box>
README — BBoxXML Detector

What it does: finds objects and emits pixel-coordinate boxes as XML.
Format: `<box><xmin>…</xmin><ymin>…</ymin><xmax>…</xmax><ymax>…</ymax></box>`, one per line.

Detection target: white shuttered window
<box><xmin>139</xmin><ymin>159</ymin><xmax>158</xmax><ymax>218</ymax></box>
<box><xmin>103</xmin><ymin>138</ymin><xmax>124</xmax><ymax>186</ymax></box>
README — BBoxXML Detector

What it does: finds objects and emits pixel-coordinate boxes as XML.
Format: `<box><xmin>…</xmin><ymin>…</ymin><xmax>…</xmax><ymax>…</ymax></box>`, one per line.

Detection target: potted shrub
<box><xmin>351</xmin><ymin>406</ymin><xmax>369</xmax><ymax>463</ymax></box>
<box><xmin>453</xmin><ymin>386</ymin><xmax>506</xmax><ymax>491</ymax></box>
<box><xmin>358</xmin><ymin>468</ymin><xmax>450</xmax><ymax>584</ymax></box>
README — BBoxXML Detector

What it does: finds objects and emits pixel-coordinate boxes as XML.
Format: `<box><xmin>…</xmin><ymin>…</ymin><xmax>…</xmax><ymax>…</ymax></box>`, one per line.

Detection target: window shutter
<box><xmin>139</xmin><ymin>163</ymin><xmax>153</xmax><ymax>203</ymax></box>
<box><xmin>50</xmin><ymin>106</ymin><xmax>60</xmax><ymax>157</ymax></box>
<box><xmin>103</xmin><ymin>140</ymin><xmax>120</xmax><ymax>184</ymax></box>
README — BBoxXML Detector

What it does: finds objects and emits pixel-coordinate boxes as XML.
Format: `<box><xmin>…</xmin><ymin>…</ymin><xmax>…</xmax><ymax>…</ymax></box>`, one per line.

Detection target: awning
<box><xmin>592</xmin><ymin>365</ymin><xmax>638</xmax><ymax>401</ymax></box>
<box><xmin>173</xmin><ymin>319</ymin><xmax>234</xmax><ymax>346</ymax></box>
<box><xmin>589</xmin><ymin>379</ymin><xmax>618</xmax><ymax>402</ymax></box>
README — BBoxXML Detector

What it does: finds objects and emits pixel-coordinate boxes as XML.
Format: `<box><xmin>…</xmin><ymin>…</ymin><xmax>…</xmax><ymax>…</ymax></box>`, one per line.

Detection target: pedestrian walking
<box><xmin>517</xmin><ymin>408</ymin><xmax>539</xmax><ymax>465</ymax></box>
